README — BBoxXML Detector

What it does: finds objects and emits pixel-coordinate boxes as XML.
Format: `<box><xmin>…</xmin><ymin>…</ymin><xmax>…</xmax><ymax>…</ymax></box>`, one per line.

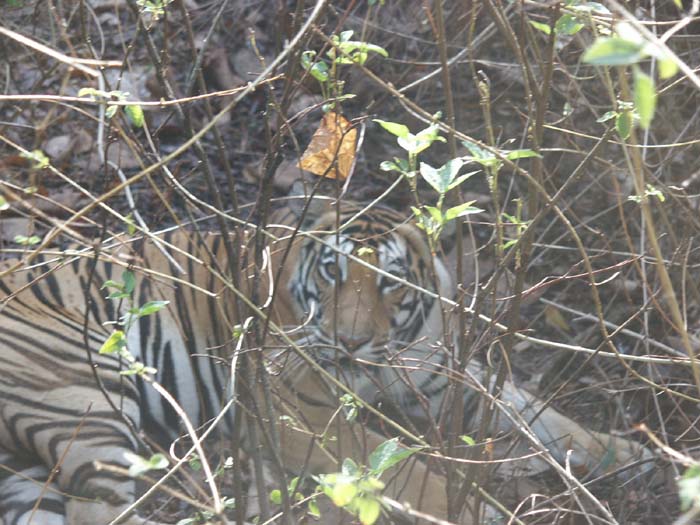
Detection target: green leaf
<box><xmin>424</xmin><ymin>205</ymin><xmax>443</xmax><ymax>223</ymax></box>
<box><xmin>21</xmin><ymin>150</ymin><xmax>49</xmax><ymax>169</ymax></box>
<box><xmin>634</xmin><ymin>68</ymin><xmax>656</xmax><ymax>129</ymax></box>
<box><xmin>398</xmin><ymin>126</ymin><xmax>445</xmax><ymax>156</ymax></box>
<box><xmin>411</xmin><ymin>206</ymin><xmax>422</xmax><ymax>217</ymax></box>
<box><xmin>342</xmin><ymin>458</ymin><xmax>360</xmax><ymax>476</ymax></box>
<box><xmin>105</xmin><ymin>105</ymin><xmax>118</xmax><ymax>119</ymax></box>
<box><xmin>124</xmin><ymin>213</ymin><xmax>137</xmax><ymax>235</ymax></box>
<box><xmin>78</xmin><ymin>87</ymin><xmax>107</xmax><ymax>99</ymax></box>
<box><xmin>419</xmin><ymin>158</ymin><xmax>464</xmax><ymax>195</ymax></box>
<box><xmin>125</xmin><ymin>104</ymin><xmax>145</xmax><ymax>128</ymax></box>
<box><xmin>396</xmin><ymin>134</ymin><xmax>417</xmax><ymax>153</ymax></box>
<box><xmin>189</xmin><ymin>455</ymin><xmax>202</xmax><ymax>471</ymax></box>
<box><xmin>679</xmin><ymin>465</ymin><xmax>700</xmax><ymax>510</ymax></box>
<box><xmin>379</xmin><ymin>160</ymin><xmax>402</xmax><ymax>173</ymax></box>
<box><xmin>658</xmin><ymin>57</ymin><xmax>678</xmax><ymax>79</ymax></box>
<box><xmin>357</xmin><ymin>477</ymin><xmax>385</xmax><ymax>493</ymax></box>
<box><xmin>373</xmin><ymin>119</ymin><xmax>409</xmax><ymax>138</ymax></box>
<box><xmin>616</xmin><ymin>110</ymin><xmax>632</xmax><ymax>139</ymax></box>
<box><xmin>528</xmin><ymin>20</ymin><xmax>551</xmax><ymax>35</ymax></box>
<box><xmin>232</xmin><ymin>324</ymin><xmax>245</xmax><ymax>340</ymax></box>
<box><xmin>123</xmin><ymin>270</ymin><xmax>136</xmax><ymax>295</ymax></box>
<box><xmin>418</xmin><ymin>163</ymin><xmax>439</xmax><ymax>194</ymax></box>
<box><xmin>447</xmin><ymin>170</ymin><xmax>479</xmax><ymax>191</ymax></box>
<box><xmin>308</xmin><ymin>498</ymin><xmax>321</xmax><ymax>517</ymax></box>
<box><xmin>300</xmin><ymin>50</ymin><xmax>315</xmax><ymax>70</ymax></box>
<box><xmin>269</xmin><ymin>489</ymin><xmax>282</xmax><ymax>505</ymax></box>
<box><xmin>100</xmin><ymin>330</ymin><xmax>127</xmax><ymax>355</ymax></box>
<box><xmin>101</xmin><ymin>279</ymin><xmax>123</xmax><ymax>291</ymax></box>
<box><xmin>616</xmin><ymin>22</ymin><xmax>644</xmax><ymax>45</ymax></box>
<box><xmin>646</xmin><ymin>184</ymin><xmax>665</xmax><ymax>202</ymax></box>
<box><xmin>333</xmin><ymin>94</ymin><xmax>357</xmax><ymax>103</ymax></box>
<box><xmin>630</xmin><ymin>184</ymin><xmax>666</xmax><ymax>204</ymax></box>
<box><xmin>571</xmin><ymin>2</ymin><xmax>610</xmax><ymax>15</ymax></box>
<box><xmin>460</xmin><ymin>435</ymin><xmax>476</xmax><ymax>446</ymax></box>
<box><xmin>124</xmin><ymin>452</ymin><xmax>168</xmax><ymax>478</ymax></box>
<box><xmin>310</xmin><ymin>61</ymin><xmax>329</xmax><ymax>83</ymax></box>
<box><xmin>120</xmin><ymin>361</ymin><xmax>157</xmax><ymax>376</ymax></box>
<box><xmin>355</xmin><ymin>497</ymin><xmax>381</xmax><ymax>525</ymax></box>
<box><xmin>151</xmin><ymin>453</ymin><xmax>169</xmax><ymax>469</ymax></box>
<box><xmin>330</xmin><ymin>480</ymin><xmax>358</xmax><ymax>507</ymax></box>
<box><xmin>13</xmin><ymin>235</ymin><xmax>41</xmax><ymax>246</ymax></box>
<box><xmin>582</xmin><ymin>37</ymin><xmax>644</xmax><ymax>66</ymax></box>
<box><xmin>412</xmin><ymin>123</ymin><xmax>445</xmax><ymax>154</ymax></box>
<box><xmin>596</xmin><ymin>110</ymin><xmax>617</xmax><ymax>123</ymax></box>
<box><xmin>555</xmin><ymin>14</ymin><xmax>584</xmax><ymax>36</ymax></box>
<box><xmin>301</xmin><ymin>51</ymin><xmax>329</xmax><ymax>83</ymax></box>
<box><xmin>289</xmin><ymin>476</ymin><xmax>299</xmax><ymax>493</ymax></box>
<box><xmin>462</xmin><ymin>141</ymin><xmax>493</xmax><ymax>161</ymax></box>
<box><xmin>136</xmin><ymin>300</ymin><xmax>170</xmax><ymax>317</ymax></box>
<box><xmin>357</xmin><ymin>42</ymin><xmax>388</xmax><ymax>58</ymax></box>
<box><xmin>336</xmin><ymin>41</ymin><xmax>388</xmax><ymax>64</ymax></box>
<box><xmin>505</xmin><ymin>149</ymin><xmax>541</xmax><ymax>161</ymax></box>
<box><xmin>444</xmin><ymin>201</ymin><xmax>483</xmax><ymax>222</ymax></box>
<box><xmin>0</xmin><ymin>195</ymin><xmax>9</xmax><ymax>211</ymax></box>
<box><xmin>368</xmin><ymin>438</ymin><xmax>419</xmax><ymax>476</ymax></box>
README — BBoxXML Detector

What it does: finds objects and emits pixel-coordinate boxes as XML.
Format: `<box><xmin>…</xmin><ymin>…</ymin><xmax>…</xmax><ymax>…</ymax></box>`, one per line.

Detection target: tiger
<box><xmin>0</xmin><ymin>194</ymin><xmax>653</xmax><ymax>525</ymax></box>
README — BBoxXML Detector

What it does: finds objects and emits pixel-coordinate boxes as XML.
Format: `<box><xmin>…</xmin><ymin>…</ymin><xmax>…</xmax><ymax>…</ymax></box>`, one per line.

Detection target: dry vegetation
<box><xmin>2</xmin><ymin>1</ymin><xmax>700</xmax><ymax>524</ymax></box>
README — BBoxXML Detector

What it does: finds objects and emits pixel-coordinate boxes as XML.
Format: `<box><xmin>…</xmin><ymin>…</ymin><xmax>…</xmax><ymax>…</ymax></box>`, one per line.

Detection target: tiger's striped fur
<box><xmin>0</xmin><ymin>199</ymin><xmax>651</xmax><ymax>524</ymax></box>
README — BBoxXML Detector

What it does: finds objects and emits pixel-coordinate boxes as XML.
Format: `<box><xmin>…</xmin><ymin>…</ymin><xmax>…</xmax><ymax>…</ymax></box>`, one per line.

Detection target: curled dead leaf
<box><xmin>297</xmin><ymin>112</ymin><xmax>357</xmax><ymax>180</ymax></box>
<box><xmin>43</xmin><ymin>135</ymin><xmax>75</xmax><ymax>163</ymax></box>
<box><xmin>206</xmin><ymin>47</ymin><xmax>244</xmax><ymax>89</ymax></box>
<box><xmin>544</xmin><ymin>305</ymin><xmax>570</xmax><ymax>333</ymax></box>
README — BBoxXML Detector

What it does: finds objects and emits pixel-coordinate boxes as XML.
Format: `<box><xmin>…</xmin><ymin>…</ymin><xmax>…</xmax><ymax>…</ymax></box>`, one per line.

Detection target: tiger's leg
<box><xmin>266</xmin><ymin>373</ymin><xmax>500</xmax><ymax>525</ymax></box>
<box><xmin>1</xmin><ymin>389</ymin><xmax>168</xmax><ymax>525</ymax></box>
<box><xmin>47</xmin><ymin>415</ymin><xmax>169</xmax><ymax>525</ymax></box>
<box><xmin>0</xmin><ymin>449</ymin><xmax>65</xmax><ymax>525</ymax></box>
<box><xmin>469</xmin><ymin>364</ymin><xmax>653</xmax><ymax>479</ymax></box>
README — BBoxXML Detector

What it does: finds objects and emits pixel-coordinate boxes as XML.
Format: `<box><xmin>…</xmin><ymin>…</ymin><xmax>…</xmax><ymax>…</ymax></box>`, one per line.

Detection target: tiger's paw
<box><xmin>572</xmin><ymin>430</ymin><xmax>655</xmax><ymax>480</ymax></box>
<box><xmin>66</xmin><ymin>499</ymin><xmax>172</xmax><ymax>525</ymax></box>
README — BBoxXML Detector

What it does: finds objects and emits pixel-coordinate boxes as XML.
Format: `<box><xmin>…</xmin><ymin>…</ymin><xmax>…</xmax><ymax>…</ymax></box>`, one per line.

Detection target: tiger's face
<box><xmin>275</xmin><ymin>203</ymin><xmax>452</xmax><ymax>377</ymax></box>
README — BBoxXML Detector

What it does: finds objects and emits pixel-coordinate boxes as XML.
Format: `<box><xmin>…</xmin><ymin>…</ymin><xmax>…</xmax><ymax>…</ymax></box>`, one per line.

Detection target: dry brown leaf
<box><xmin>297</xmin><ymin>112</ymin><xmax>357</xmax><ymax>180</ymax></box>
<box><xmin>206</xmin><ymin>47</ymin><xmax>244</xmax><ymax>89</ymax></box>
<box><xmin>87</xmin><ymin>140</ymin><xmax>140</xmax><ymax>171</ymax></box>
<box><xmin>1</xmin><ymin>186</ymin><xmax>87</xmax><ymax>219</ymax></box>
<box><xmin>272</xmin><ymin>159</ymin><xmax>309</xmax><ymax>191</ymax></box>
<box><xmin>44</xmin><ymin>134</ymin><xmax>75</xmax><ymax>163</ymax></box>
<box><xmin>74</xmin><ymin>129</ymin><xmax>94</xmax><ymax>154</ymax></box>
<box><xmin>244</xmin><ymin>159</ymin><xmax>309</xmax><ymax>191</ymax></box>
<box><xmin>0</xmin><ymin>154</ymin><xmax>31</xmax><ymax>169</ymax></box>
<box><xmin>544</xmin><ymin>305</ymin><xmax>570</xmax><ymax>333</ymax></box>
<box><xmin>231</xmin><ymin>48</ymin><xmax>263</xmax><ymax>80</ymax></box>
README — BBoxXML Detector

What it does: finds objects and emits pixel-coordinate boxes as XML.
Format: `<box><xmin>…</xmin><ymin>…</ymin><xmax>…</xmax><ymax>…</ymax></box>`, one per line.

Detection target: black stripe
<box><xmin>7</xmin><ymin>499</ymin><xmax>65</xmax><ymax>525</ymax></box>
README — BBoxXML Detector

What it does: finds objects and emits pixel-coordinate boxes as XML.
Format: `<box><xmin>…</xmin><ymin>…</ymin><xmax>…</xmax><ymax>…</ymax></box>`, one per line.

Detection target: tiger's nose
<box><xmin>338</xmin><ymin>335</ymin><xmax>372</xmax><ymax>352</ymax></box>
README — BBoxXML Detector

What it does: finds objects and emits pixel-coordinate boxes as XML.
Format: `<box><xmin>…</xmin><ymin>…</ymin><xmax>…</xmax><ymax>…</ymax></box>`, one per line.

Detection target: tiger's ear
<box><xmin>287</xmin><ymin>179</ymin><xmax>336</xmax><ymax>227</ymax></box>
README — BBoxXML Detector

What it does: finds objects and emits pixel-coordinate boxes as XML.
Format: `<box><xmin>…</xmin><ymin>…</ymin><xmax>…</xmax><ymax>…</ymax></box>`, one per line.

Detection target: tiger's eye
<box><xmin>320</xmin><ymin>260</ymin><xmax>337</xmax><ymax>281</ymax></box>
